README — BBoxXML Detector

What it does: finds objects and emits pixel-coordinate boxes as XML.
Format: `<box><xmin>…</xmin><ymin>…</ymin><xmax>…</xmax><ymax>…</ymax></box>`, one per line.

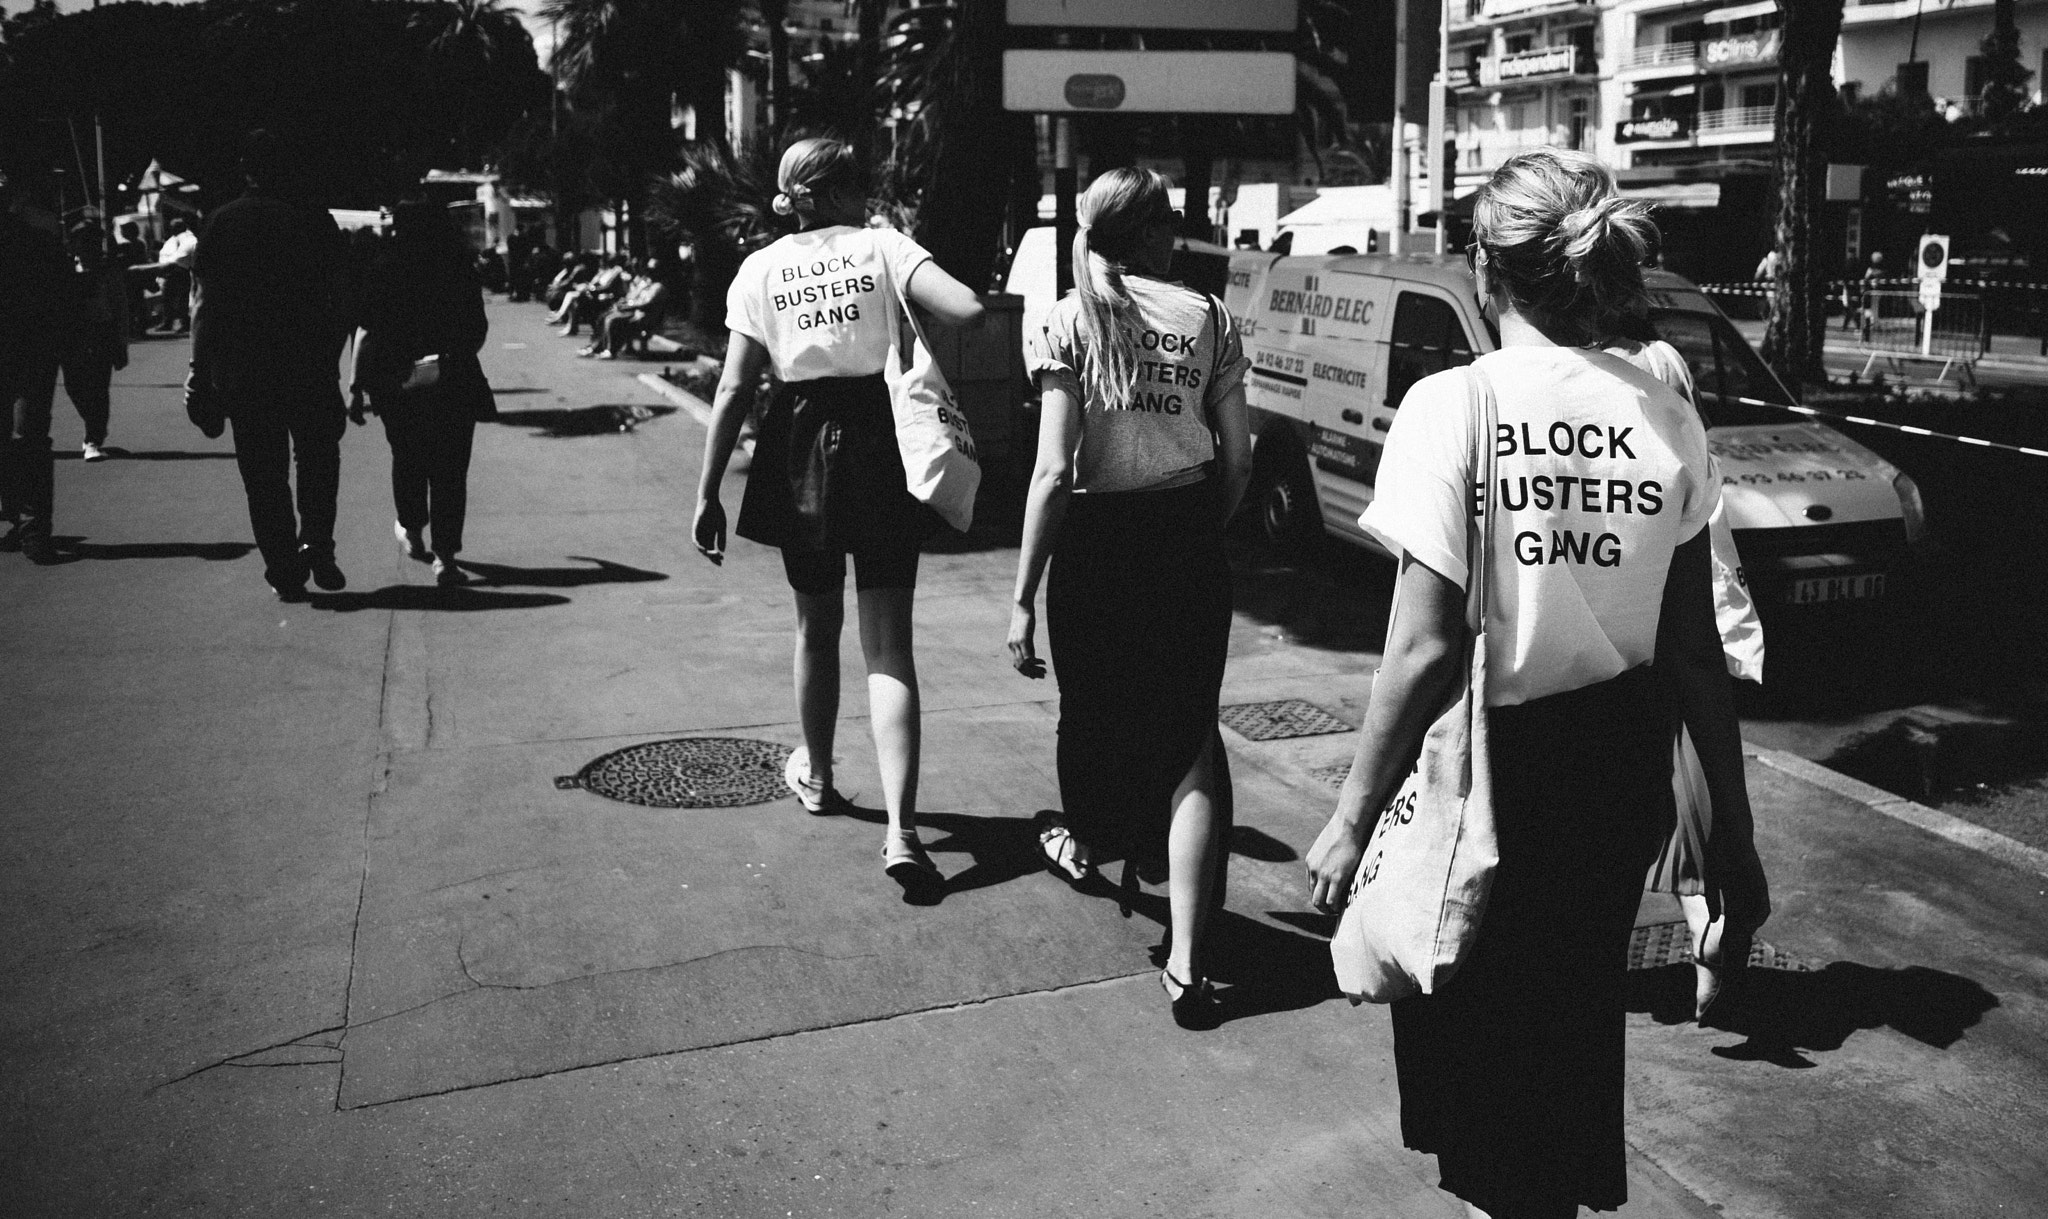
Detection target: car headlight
<box><xmin>1893</xmin><ymin>472</ymin><xmax>1928</xmax><ymax>546</ymax></box>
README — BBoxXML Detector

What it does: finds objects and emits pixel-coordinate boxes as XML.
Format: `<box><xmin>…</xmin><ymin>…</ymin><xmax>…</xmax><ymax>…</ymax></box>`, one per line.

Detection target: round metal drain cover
<box><xmin>562</xmin><ymin>737</ymin><xmax>792</xmax><ymax>808</ymax></box>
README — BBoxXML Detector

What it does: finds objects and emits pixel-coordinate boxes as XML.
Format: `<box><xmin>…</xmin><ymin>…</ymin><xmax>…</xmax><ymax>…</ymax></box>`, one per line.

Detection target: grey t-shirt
<box><xmin>1029</xmin><ymin>276</ymin><xmax>1249</xmax><ymax>493</ymax></box>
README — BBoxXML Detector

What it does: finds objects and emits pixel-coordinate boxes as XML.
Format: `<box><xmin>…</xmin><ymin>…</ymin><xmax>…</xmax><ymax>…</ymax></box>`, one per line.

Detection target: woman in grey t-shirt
<box><xmin>1006</xmin><ymin>168</ymin><xmax>1252</xmax><ymax>1029</ymax></box>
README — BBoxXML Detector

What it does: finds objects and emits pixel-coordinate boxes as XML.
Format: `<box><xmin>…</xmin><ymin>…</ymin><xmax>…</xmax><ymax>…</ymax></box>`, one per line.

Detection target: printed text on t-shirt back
<box><xmin>771</xmin><ymin>254</ymin><xmax>876</xmax><ymax>331</ymax></box>
<box><xmin>1107</xmin><ymin>327</ymin><xmax>1205</xmax><ymax>414</ymax></box>
<box><xmin>1494</xmin><ymin>420</ymin><xmax>1665</xmax><ymax>569</ymax></box>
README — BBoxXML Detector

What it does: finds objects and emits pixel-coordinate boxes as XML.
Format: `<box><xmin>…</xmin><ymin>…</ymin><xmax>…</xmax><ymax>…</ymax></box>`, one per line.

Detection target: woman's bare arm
<box><xmin>691</xmin><ymin>333</ymin><xmax>771</xmax><ymax>563</ymax></box>
<box><xmin>905</xmin><ymin>260</ymin><xmax>986</xmax><ymax>329</ymax></box>
<box><xmin>1006</xmin><ymin>373</ymin><xmax>1084</xmax><ymax>677</ymax></box>
<box><xmin>1209</xmin><ymin>382</ymin><xmax>1252</xmax><ymax>525</ymax></box>
<box><xmin>1306</xmin><ymin>555</ymin><xmax>1470</xmax><ymax>911</ymax></box>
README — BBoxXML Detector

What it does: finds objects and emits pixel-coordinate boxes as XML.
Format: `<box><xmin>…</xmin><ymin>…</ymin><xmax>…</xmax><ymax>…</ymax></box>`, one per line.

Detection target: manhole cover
<box><xmin>557</xmin><ymin>737</ymin><xmax>793</xmax><ymax>808</ymax></box>
<box><xmin>1220</xmin><ymin>699</ymin><xmax>1353</xmax><ymax>741</ymax></box>
<box><xmin>1626</xmin><ymin>920</ymin><xmax>1809</xmax><ymax>972</ymax></box>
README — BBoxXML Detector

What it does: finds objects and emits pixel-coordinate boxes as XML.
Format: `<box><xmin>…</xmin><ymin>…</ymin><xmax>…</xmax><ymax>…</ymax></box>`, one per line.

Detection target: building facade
<box><xmin>1448</xmin><ymin>0</ymin><xmax>1604</xmax><ymax>195</ymax></box>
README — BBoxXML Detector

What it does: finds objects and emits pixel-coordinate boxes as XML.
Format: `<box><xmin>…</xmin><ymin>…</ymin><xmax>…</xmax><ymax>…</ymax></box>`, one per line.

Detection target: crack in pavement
<box><xmin>447</xmin><ymin>937</ymin><xmax>878</xmax><ymax>994</ymax></box>
<box><xmin>335</xmin><ymin>967</ymin><xmax>1155</xmax><ymax>1111</ymax></box>
<box><xmin>151</xmin><ymin>1025</ymin><xmax>348</xmax><ymax>1092</ymax></box>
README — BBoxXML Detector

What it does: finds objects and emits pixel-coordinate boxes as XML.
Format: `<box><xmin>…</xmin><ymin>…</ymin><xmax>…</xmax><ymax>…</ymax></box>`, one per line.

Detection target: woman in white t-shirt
<box><xmin>1303</xmin><ymin>149</ymin><xmax>1771</xmax><ymax>1219</ymax></box>
<box><xmin>693</xmin><ymin>138</ymin><xmax>984</xmax><ymax>893</ymax></box>
<box><xmin>1006</xmin><ymin>168</ymin><xmax>1253</xmax><ymax>1029</ymax></box>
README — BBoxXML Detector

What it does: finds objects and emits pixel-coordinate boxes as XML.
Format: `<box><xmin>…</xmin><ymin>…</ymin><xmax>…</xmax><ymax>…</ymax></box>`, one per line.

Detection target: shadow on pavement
<box><xmin>305</xmin><ymin>586</ymin><xmax>571</xmax><ymax>613</ymax></box>
<box><xmin>1225</xmin><ymin>531</ymin><xmax>1397</xmax><ymax>655</ymax></box>
<box><xmin>55</xmin><ymin>447</ymin><xmax>236</xmax><ymax>461</ymax></box>
<box><xmin>1629</xmin><ymin>960</ymin><xmax>1999</xmax><ymax>1068</ymax></box>
<box><xmin>457</xmin><ymin>556</ymin><xmax>668</xmax><ymax>588</ymax></box>
<box><xmin>486</xmin><ymin>404</ymin><xmax>676</xmax><ymax>437</ymax></box>
<box><xmin>490</xmin><ymin>387</ymin><xmax>550</xmax><ymax>395</ymax></box>
<box><xmin>60</xmin><ymin>540</ymin><xmax>254</xmax><ymax>562</ymax></box>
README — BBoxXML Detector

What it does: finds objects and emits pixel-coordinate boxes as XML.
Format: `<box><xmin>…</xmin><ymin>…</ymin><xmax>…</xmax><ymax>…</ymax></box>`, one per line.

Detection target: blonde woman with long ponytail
<box><xmin>1006</xmin><ymin>169</ymin><xmax>1253</xmax><ymax>1029</ymax></box>
<box><xmin>693</xmin><ymin>137</ymin><xmax>984</xmax><ymax>894</ymax></box>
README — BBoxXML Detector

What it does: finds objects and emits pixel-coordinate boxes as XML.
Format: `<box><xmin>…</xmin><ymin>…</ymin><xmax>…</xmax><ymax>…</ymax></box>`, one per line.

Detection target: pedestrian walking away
<box><xmin>351</xmin><ymin>200</ymin><xmax>495</xmax><ymax>587</ymax></box>
<box><xmin>60</xmin><ymin>221</ymin><xmax>132</xmax><ymax>464</ymax></box>
<box><xmin>185</xmin><ymin>129</ymin><xmax>353</xmax><ymax>600</ymax></box>
<box><xmin>692</xmin><ymin>137</ymin><xmax>985</xmax><ymax>895</ymax></box>
<box><xmin>0</xmin><ymin>170</ymin><xmax>71</xmax><ymax>565</ymax></box>
<box><xmin>1006</xmin><ymin>167</ymin><xmax>1253</xmax><ymax>1031</ymax></box>
<box><xmin>156</xmin><ymin>218</ymin><xmax>198</xmax><ymax>334</ymax></box>
<box><xmin>1303</xmin><ymin>148</ymin><xmax>1771</xmax><ymax>1219</ymax></box>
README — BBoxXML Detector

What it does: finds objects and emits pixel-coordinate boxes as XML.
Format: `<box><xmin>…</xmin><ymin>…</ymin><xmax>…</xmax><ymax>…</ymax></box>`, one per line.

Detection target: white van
<box><xmin>1221</xmin><ymin>252</ymin><xmax>1926</xmax><ymax>610</ymax></box>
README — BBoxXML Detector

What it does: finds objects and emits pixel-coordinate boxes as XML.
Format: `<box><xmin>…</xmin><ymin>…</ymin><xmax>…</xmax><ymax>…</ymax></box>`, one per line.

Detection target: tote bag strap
<box><xmin>1380</xmin><ymin>361</ymin><xmax>1500</xmax><ymax>644</ymax></box>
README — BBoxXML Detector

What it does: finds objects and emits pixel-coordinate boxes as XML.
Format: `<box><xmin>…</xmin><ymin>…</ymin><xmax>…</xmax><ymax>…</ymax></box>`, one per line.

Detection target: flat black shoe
<box><xmin>270</xmin><ymin>581</ymin><xmax>309</xmax><ymax>602</ymax></box>
<box><xmin>305</xmin><ymin>554</ymin><xmax>346</xmax><ymax>591</ymax></box>
<box><xmin>1161</xmin><ymin>968</ymin><xmax>1221</xmax><ymax>1031</ymax></box>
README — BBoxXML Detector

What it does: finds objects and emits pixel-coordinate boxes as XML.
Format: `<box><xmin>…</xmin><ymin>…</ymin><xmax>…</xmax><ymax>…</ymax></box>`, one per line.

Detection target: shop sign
<box><xmin>1615</xmin><ymin>114</ymin><xmax>1691</xmax><ymax>143</ymax></box>
<box><xmin>1702</xmin><ymin>29</ymin><xmax>1780</xmax><ymax>69</ymax></box>
<box><xmin>1479</xmin><ymin>45</ymin><xmax>1581</xmax><ymax>86</ymax></box>
<box><xmin>1480</xmin><ymin>0</ymin><xmax>1590</xmax><ymax>14</ymax></box>
<box><xmin>1886</xmin><ymin>171</ymin><xmax>1932</xmax><ymax>215</ymax></box>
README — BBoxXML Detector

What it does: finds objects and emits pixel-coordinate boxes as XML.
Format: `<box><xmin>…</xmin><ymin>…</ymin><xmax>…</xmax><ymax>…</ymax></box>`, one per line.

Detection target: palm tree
<box><xmin>1760</xmin><ymin>0</ymin><xmax>1845</xmax><ymax>394</ymax></box>
<box><xmin>409</xmin><ymin>0</ymin><xmax>542</xmax><ymax>167</ymax></box>
<box><xmin>541</xmin><ymin>0</ymin><xmax>743</xmax><ymax>252</ymax></box>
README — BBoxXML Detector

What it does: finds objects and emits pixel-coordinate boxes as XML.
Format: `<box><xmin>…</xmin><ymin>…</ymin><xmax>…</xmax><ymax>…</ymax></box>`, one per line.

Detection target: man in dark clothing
<box><xmin>0</xmin><ymin>173</ymin><xmax>72</xmax><ymax>565</ymax></box>
<box><xmin>186</xmin><ymin>131</ymin><xmax>352</xmax><ymax>599</ymax></box>
<box><xmin>113</xmin><ymin>222</ymin><xmax>150</xmax><ymax>335</ymax></box>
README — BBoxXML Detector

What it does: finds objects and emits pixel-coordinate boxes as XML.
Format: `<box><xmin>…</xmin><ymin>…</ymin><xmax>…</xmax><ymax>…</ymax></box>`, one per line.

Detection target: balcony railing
<box><xmin>1619</xmin><ymin>41</ymin><xmax>1698</xmax><ymax>72</ymax></box>
<box><xmin>1695</xmin><ymin>104</ymin><xmax>1775</xmax><ymax>133</ymax></box>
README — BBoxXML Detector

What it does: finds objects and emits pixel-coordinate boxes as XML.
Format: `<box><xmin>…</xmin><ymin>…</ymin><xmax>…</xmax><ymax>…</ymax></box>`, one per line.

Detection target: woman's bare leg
<box><xmin>856</xmin><ymin>585</ymin><xmax>920</xmax><ymax>837</ymax></box>
<box><xmin>1165</xmin><ymin>728</ymin><xmax>1230</xmax><ymax>982</ymax></box>
<box><xmin>793</xmin><ymin>590</ymin><xmax>843</xmax><ymax>791</ymax></box>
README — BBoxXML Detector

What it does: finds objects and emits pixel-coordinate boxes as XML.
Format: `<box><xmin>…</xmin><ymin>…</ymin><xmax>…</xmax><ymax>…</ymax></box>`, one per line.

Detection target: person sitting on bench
<box><xmin>582</xmin><ymin>259</ymin><xmax>670</xmax><ymax>359</ymax></box>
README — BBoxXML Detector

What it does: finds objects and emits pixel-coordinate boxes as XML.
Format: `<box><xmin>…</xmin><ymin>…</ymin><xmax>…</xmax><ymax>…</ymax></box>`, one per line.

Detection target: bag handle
<box><xmin>1379</xmin><ymin>361</ymin><xmax>1499</xmax><ymax>646</ymax></box>
<box><xmin>1201</xmin><ymin>292</ymin><xmax>1225</xmax><ymax>437</ymax></box>
<box><xmin>1466</xmin><ymin>362</ymin><xmax>1499</xmax><ymax>635</ymax></box>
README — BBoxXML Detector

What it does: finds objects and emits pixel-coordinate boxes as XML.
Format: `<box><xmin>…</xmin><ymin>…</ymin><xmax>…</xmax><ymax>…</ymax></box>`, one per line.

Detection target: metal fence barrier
<box><xmin>1701</xmin><ymin>278</ymin><xmax>2048</xmax><ymax>358</ymax></box>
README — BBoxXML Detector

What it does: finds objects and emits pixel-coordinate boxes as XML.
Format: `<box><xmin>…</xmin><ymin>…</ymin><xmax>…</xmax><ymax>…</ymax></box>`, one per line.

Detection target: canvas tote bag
<box><xmin>1330</xmin><ymin>363</ymin><xmax>1501</xmax><ymax>1004</ymax></box>
<box><xmin>880</xmin><ymin>252</ymin><xmax>981</xmax><ymax>533</ymax></box>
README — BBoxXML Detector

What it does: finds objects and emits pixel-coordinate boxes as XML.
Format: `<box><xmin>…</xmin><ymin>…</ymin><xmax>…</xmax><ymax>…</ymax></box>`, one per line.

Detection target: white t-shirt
<box><xmin>1027</xmin><ymin>277</ymin><xmax>1249</xmax><ymax>493</ymax></box>
<box><xmin>1359</xmin><ymin>344</ymin><xmax>1719</xmax><ymax>707</ymax></box>
<box><xmin>725</xmin><ymin>225</ymin><xmax>933</xmax><ymax>382</ymax></box>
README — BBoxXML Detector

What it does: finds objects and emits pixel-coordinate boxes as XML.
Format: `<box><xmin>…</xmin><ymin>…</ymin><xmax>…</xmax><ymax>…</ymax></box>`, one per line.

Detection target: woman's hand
<box><xmin>1716</xmin><ymin>840</ymin><xmax>1772</xmax><ymax>936</ymax></box>
<box><xmin>1305</xmin><ymin>813</ymin><xmax>1367</xmax><ymax>914</ymax></box>
<box><xmin>692</xmin><ymin>497</ymin><xmax>726</xmax><ymax>565</ymax></box>
<box><xmin>1007</xmin><ymin>602</ymin><xmax>1045</xmax><ymax>678</ymax></box>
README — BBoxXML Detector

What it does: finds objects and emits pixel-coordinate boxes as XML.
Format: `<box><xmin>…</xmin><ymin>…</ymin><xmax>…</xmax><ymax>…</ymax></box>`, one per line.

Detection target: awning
<box><xmin>1620</xmin><ymin>182</ymin><xmax>1722</xmax><ymax>208</ymax></box>
<box><xmin>1702</xmin><ymin>1</ymin><xmax>1775</xmax><ymax>24</ymax></box>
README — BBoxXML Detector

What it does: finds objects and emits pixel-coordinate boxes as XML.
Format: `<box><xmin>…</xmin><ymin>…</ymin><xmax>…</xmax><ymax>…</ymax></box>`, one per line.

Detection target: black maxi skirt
<box><xmin>735</xmin><ymin>372</ymin><xmax>936</xmax><ymax>553</ymax></box>
<box><xmin>1392</xmin><ymin>664</ymin><xmax>1672</xmax><ymax>1217</ymax></box>
<box><xmin>1045</xmin><ymin>478</ymin><xmax>1232</xmax><ymax>865</ymax></box>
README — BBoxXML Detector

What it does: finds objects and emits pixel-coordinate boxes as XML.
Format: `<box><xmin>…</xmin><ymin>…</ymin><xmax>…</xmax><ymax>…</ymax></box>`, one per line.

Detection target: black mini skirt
<box><xmin>735</xmin><ymin>372</ymin><xmax>937</xmax><ymax>553</ymax></box>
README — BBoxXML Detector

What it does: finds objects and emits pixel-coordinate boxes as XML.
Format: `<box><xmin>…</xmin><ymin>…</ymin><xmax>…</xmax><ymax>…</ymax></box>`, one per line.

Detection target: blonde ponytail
<box><xmin>1068</xmin><ymin>168</ymin><xmax>1174</xmax><ymax>413</ymax></box>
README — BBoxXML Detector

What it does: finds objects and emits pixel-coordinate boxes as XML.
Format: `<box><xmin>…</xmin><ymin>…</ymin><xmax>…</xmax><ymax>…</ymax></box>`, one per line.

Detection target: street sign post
<box><xmin>1000</xmin><ymin>50</ymin><xmax>1297</xmax><ymax>114</ymax></box>
<box><xmin>1005</xmin><ymin>0</ymin><xmax>1297</xmax><ymax>31</ymax></box>
<box><xmin>1917</xmin><ymin>233</ymin><xmax>1949</xmax><ymax>354</ymax></box>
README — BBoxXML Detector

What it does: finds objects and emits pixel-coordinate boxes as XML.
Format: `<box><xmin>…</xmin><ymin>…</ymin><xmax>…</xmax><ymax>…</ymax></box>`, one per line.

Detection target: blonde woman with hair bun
<box><xmin>694</xmin><ymin>137</ymin><xmax>985</xmax><ymax>895</ymax></box>
<box><xmin>1007</xmin><ymin>167</ymin><xmax>1253</xmax><ymax>1029</ymax></box>
<box><xmin>1305</xmin><ymin>148</ymin><xmax>1769</xmax><ymax>1218</ymax></box>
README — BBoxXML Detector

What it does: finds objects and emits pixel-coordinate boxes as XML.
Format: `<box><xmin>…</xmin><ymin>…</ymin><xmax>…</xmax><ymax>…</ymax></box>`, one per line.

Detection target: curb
<box><xmin>1746</xmin><ymin>744</ymin><xmax>2048</xmax><ymax>879</ymax></box>
<box><xmin>636</xmin><ymin>371</ymin><xmax>713</xmax><ymax>426</ymax></box>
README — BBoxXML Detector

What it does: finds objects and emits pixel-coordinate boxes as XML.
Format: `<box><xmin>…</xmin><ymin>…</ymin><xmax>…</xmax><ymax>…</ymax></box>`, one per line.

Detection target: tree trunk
<box><xmin>913</xmin><ymin>0</ymin><xmax>1010</xmax><ymax>291</ymax></box>
<box><xmin>763</xmin><ymin>0</ymin><xmax>790</xmax><ymax>135</ymax></box>
<box><xmin>1761</xmin><ymin>0</ymin><xmax>1846</xmax><ymax>396</ymax></box>
<box><xmin>855</xmin><ymin>0</ymin><xmax>884</xmax><ymax>171</ymax></box>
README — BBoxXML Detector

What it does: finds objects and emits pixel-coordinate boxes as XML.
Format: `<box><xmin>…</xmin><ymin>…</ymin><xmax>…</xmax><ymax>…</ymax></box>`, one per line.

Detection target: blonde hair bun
<box><xmin>774</xmin><ymin>138</ymin><xmax>854</xmax><ymax>220</ymax></box>
<box><xmin>1472</xmin><ymin>149</ymin><xmax>1658</xmax><ymax>339</ymax></box>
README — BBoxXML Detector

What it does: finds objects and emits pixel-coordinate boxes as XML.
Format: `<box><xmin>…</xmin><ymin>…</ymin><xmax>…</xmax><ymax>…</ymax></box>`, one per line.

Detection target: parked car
<box><xmin>1212</xmin><ymin>251</ymin><xmax>1926</xmax><ymax>610</ymax></box>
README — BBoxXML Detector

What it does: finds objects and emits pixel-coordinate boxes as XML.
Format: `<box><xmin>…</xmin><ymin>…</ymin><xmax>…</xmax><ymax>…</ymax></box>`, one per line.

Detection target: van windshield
<box><xmin>1646</xmin><ymin>309</ymin><xmax>1797</xmax><ymax>426</ymax></box>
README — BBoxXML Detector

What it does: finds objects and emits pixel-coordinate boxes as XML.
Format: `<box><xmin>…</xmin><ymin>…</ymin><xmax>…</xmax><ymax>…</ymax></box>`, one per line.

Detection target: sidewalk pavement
<box><xmin>4</xmin><ymin>300</ymin><xmax>2046</xmax><ymax>1218</ymax></box>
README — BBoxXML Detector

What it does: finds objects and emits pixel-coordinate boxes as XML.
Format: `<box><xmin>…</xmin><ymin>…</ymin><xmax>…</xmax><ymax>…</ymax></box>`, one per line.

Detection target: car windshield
<box><xmin>1646</xmin><ymin>308</ymin><xmax>1797</xmax><ymax>426</ymax></box>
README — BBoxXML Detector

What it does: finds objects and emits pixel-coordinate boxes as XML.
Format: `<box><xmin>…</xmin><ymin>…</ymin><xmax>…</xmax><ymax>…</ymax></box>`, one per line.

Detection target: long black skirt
<box><xmin>1392</xmin><ymin>664</ymin><xmax>1672</xmax><ymax>1217</ymax></box>
<box><xmin>1045</xmin><ymin>478</ymin><xmax>1231</xmax><ymax>864</ymax></box>
<box><xmin>735</xmin><ymin>372</ymin><xmax>936</xmax><ymax>553</ymax></box>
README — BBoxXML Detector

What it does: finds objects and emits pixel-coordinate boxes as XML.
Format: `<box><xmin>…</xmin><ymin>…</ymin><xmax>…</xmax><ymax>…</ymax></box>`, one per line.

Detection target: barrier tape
<box><xmin>1723</xmin><ymin>393</ymin><xmax>2048</xmax><ymax>460</ymax></box>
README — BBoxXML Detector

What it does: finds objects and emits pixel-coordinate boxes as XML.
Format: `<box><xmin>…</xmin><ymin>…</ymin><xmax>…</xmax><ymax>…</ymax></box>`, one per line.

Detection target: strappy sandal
<box><xmin>1033</xmin><ymin>811</ymin><xmax>1095</xmax><ymax>885</ymax></box>
<box><xmin>881</xmin><ymin>830</ymin><xmax>942</xmax><ymax>891</ymax></box>
<box><xmin>1160</xmin><ymin>968</ymin><xmax>1221</xmax><ymax>1031</ymax></box>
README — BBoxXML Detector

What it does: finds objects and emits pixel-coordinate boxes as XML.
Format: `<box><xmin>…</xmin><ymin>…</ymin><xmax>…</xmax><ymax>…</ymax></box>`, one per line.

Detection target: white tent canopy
<box><xmin>1275</xmin><ymin>185</ymin><xmax>1396</xmax><ymax>254</ymax></box>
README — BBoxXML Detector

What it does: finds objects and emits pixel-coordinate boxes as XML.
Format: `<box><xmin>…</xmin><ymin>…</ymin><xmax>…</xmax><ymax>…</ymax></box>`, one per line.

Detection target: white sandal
<box><xmin>1033</xmin><ymin>811</ymin><xmax>1095</xmax><ymax>885</ymax></box>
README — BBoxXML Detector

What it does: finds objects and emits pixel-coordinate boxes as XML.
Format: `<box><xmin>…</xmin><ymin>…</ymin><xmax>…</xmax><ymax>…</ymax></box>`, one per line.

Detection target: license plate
<box><xmin>1787</xmin><ymin>572</ymin><xmax>1886</xmax><ymax>605</ymax></box>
